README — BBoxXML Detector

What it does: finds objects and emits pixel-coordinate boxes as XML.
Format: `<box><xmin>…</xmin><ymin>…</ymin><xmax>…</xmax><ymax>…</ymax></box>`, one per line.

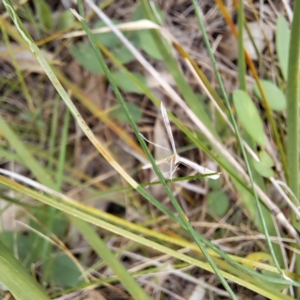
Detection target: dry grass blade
<box><xmin>160</xmin><ymin>101</ymin><xmax>177</xmax><ymax>155</ymax></box>
<box><xmin>60</xmin><ymin>19</ymin><xmax>160</xmax><ymax>39</ymax></box>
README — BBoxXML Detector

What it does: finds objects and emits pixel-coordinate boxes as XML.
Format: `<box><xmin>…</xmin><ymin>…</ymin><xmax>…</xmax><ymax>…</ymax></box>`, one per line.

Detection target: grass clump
<box><xmin>0</xmin><ymin>0</ymin><xmax>299</xmax><ymax>299</ymax></box>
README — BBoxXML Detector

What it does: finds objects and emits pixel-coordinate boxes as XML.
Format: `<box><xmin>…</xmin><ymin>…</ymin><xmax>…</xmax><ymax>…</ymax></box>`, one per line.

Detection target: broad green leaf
<box><xmin>94</xmin><ymin>20</ymin><xmax>122</xmax><ymax>48</ymax></box>
<box><xmin>111</xmin><ymin>71</ymin><xmax>147</xmax><ymax>94</ymax></box>
<box><xmin>253</xmin><ymin>80</ymin><xmax>286</xmax><ymax>111</ymax></box>
<box><xmin>253</xmin><ymin>151</ymin><xmax>274</xmax><ymax>178</ymax></box>
<box><xmin>276</xmin><ymin>16</ymin><xmax>290</xmax><ymax>80</ymax></box>
<box><xmin>137</xmin><ymin>30</ymin><xmax>163</xmax><ymax>60</ymax></box>
<box><xmin>51</xmin><ymin>254</ymin><xmax>84</xmax><ymax>288</ymax></box>
<box><xmin>132</xmin><ymin>3</ymin><xmax>165</xmax><ymax>24</ymax></box>
<box><xmin>70</xmin><ymin>42</ymin><xmax>104</xmax><ymax>74</ymax></box>
<box><xmin>207</xmin><ymin>191</ymin><xmax>229</xmax><ymax>217</ymax></box>
<box><xmin>208</xmin><ymin>177</ymin><xmax>222</xmax><ymax>190</ymax></box>
<box><xmin>253</xmin><ymin>160</ymin><xmax>274</xmax><ymax>178</ymax></box>
<box><xmin>111</xmin><ymin>45</ymin><xmax>135</xmax><ymax>64</ymax></box>
<box><xmin>233</xmin><ymin>90</ymin><xmax>265</xmax><ymax>146</ymax></box>
<box><xmin>258</xmin><ymin>151</ymin><xmax>274</xmax><ymax>168</ymax></box>
<box><xmin>32</xmin><ymin>0</ymin><xmax>52</xmax><ymax>30</ymax></box>
<box><xmin>56</xmin><ymin>10</ymin><xmax>75</xmax><ymax>30</ymax></box>
<box><xmin>110</xmin><ymin>102</ymin><xmax>142</xmax><ymax>122</ymax></box>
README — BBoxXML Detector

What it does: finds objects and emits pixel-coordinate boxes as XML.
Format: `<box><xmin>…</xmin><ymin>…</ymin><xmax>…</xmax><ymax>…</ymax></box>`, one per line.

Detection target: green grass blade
<box><xmin>47</xmin><ymin>95</ymin><xmax>60</xmax><ymax>170</ymax></box>
<box><xmin>0</xmin><ymin>240</ymin><xmax>50</xmax><ymax>300</ymax></box>
<box><xmin>56</xmin><ymin>108</ymin><xmax>70</xmax><ymax>189</ymax></box>
<box><xmin>286</xmin><ymin>1</ymin><xmax>300</xmax><ymax>294</ymax></box>
<box><xmin>287</xmin><ymin>2</ymin><xmax>300</xmax><ymax>201</ymax></box>
<box><xmin>276</xmin><ymin>16</ymin><xmax>290</xmax><ymax>81</ymax></box>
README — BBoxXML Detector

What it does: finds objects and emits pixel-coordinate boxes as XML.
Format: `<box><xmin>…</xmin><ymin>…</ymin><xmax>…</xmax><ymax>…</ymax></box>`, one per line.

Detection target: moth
<box><xmin>140</xmin><ymin>102</ymin><xmax>220</xmax><ymax>180</ymax></box>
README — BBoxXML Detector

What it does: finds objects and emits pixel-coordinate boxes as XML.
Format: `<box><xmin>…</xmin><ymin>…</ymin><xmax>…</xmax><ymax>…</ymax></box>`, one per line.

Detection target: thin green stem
<box><xmin>48</xmin><ymin>95</ymin><xmax>60</xmax><ymax>170</ymax></box>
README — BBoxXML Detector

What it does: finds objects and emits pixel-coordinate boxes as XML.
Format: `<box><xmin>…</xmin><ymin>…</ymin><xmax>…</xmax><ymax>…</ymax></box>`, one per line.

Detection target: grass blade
<box><xmin>287</xmin><ymin>1</ymin><xmax>300</xmax><ymax>203</ymax></box>
<box><xmin>286</xmin><ymin>0</ymin><xmax>300</xmax><ymax>293</ymax></box>
<box><xmin>0</xmin><ymin>240</ymin><xmax>50</xmax><ymax>300</ymax></box>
